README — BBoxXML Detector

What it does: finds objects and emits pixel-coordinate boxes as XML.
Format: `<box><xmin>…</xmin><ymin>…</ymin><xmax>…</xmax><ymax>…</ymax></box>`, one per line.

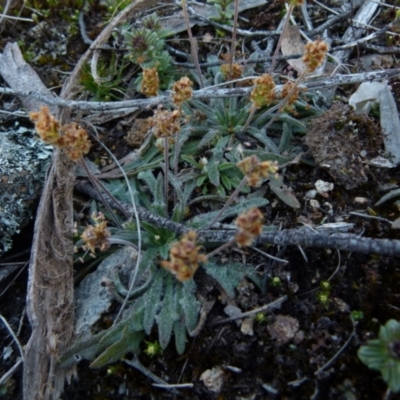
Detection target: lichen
<box><xmin>0</xmin><ymin>124</ymin><xmax>52</xmax><ymax>256</ymax></box>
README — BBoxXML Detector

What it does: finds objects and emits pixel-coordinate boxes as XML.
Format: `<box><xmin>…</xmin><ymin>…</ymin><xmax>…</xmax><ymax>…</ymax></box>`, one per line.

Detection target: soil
<box><xmin>1</xmin><ymin>1</ymin><xmax>400</xmax><ymax>399</ymax></box>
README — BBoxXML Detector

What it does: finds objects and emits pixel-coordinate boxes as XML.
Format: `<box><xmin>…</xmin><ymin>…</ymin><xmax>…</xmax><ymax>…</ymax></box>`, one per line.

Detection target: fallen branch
<box><xmin>75</xmin><ymin>180</ymin><xmax>400</xmax><ymax>257</ymax></box>
<box><xmin>1</xmin><ymin>67</ymin><xmax>400</xmax><ymax>113</ymax></box>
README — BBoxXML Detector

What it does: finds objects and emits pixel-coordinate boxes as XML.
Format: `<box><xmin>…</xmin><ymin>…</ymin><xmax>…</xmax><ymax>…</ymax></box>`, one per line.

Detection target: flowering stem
<box><xmin>108</xmin><ymin>238</ymin><xmax>138</xmax><ymax>250</ymax></box>
<box><xmin>172</xmin><ymin>130</ymin><xmax>181</xmax><ymax>205</ymax></box>
<box><xmin>164</xmin><ymin>137</ymin><xmax>169</xmax><ymax>216</ymax></box>
<box><xmin>173</xmin><ymin>130</ymin><xmax>180</xmax><ymax>177</ymax></box>
<box><xmin>204</xmin><ymin>176</ymin><xmax>247</xmax><ymax>230</ymax></box>
<box><xmin>269</xmin><ymin>3</ymin><xmax>294</xmax><ymax>73</ymax></box>
<box><xmin>241</xmin><ymin>105</ymin><xmax>257</xmax><ymax>134</ymax></box>
<box><xmin>78</xmin><ymin>159</ymin><xmax>124</xmax><ymax>228</ymax></box>
<box><xmin>263</xmin><ymin>69</ymin><xmax>306</xmax><ymax>130</ymax></box>
<box><xmin>206</xmin><ymin>239</ymin><xmax>235</xmax><ymax>258</ymax></box>
<box><xmin>181</xmin><ymin>0</ymin><xmax>204</xmax><ymax>88</ymax></box>
<box><xmin>228</xmin><ymin>0</ymin><xmax>240</xmax><ymax>86</ymax></box>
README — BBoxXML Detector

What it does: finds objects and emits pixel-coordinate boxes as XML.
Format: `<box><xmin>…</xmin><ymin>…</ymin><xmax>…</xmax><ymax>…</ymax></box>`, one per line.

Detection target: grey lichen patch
<box><xmin>0</xmin><ymin>124</ymin><xmax>52</xmax><ymax>256</ymax></box>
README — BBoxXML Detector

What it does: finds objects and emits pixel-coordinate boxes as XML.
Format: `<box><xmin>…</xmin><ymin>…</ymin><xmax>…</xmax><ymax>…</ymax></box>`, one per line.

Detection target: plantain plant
<box><xmin>59</xmin><ymin>0</ymin><xmax>331</xmax><ymax>370</ymax></box>
<box><xmin>62</xmin><ymin>164</ymin><xmax>268</xmax><ymax>367</ymax></box>
<box><xmin>122</xmin><ymin>13</ymin><xmax>177</xmax><ymax>92</ymax></box>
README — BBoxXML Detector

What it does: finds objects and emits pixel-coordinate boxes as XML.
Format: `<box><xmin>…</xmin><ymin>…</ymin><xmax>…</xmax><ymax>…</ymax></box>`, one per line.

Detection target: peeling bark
<box><xmin>0</xmin><ymin>1</ymin><xmax>158</xmax><ymax>398</ymax></box>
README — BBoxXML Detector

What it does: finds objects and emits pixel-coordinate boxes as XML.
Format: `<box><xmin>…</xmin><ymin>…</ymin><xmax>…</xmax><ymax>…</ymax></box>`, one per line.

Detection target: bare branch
<box><xmin>75</xmin><ymin>180</ymin><xmax>400</xmax><ymax>257</ymax></box>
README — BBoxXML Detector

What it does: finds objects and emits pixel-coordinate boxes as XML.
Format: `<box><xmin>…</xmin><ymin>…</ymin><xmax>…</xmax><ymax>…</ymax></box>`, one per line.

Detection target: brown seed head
<box><xmin>141</xmin><ymin>66</ymin><xmax>159</xmax><ymax>97</ymax></box>
<box><xmin>81</xmin><ymin>213</ymin><xmax>110</xmax><ymax>255</ymax></box>
<box><xmin>281</xmin><ymin>80</ymin><xmax>299</xmax><ymax>106</ymax></box>
<box><xmin>61</xmin><ymin>123</ymin><xmax>91</xmax><ymax>161</ymax></box>
<box><xmin>152</xmin><ymin>109</ymin><xmax>181</xmax><ymax>138</ymax></box>
<box><xmin>161</xmin><ymin>231</ymin><xmax>207</xmax><ymax>281</ymax></box>
<box><xmin>220</xmin><ymin>63</ymin><xmax>243</xmax><ymax>81</ymax></box>
<box><xmin>237</xmin><ymin>155</ymin><xmax>279</xmax><ymax>187</ymax></box>
<box><xmin>30</xmin><ymin>107</ymin><xmax>91</xmax><ymax>161</ymax></box>
<box><xmin>29</xmin><ymin>106</ymin><xmax>61</xmax><ymax>144</ymax></box>
<box><xmin>235</xmin><ymin>207</ymin><xmax>264</xmax><ymax>247</ymax></box>
<box><xmin>302</xmin><ymin>40</ymin><xmax>329</xmax><ymax>73</ymax></box>
<box><xmin>250</xmin><ymin>74</ymin><xmax>276</xmax><ymax>108</ymax></box>
<box><xmin>171</xmin><ymin>76</ymin><xmax>193</xmax><ymax>108</ymax></box>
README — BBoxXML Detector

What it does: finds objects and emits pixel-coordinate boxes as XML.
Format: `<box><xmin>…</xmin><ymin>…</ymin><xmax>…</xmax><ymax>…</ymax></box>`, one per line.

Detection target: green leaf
<box><xmin>181</xmin><ymin>154</ymin><xmax>202</xmax><ymax>169</ymax></box>
<box><xmin>277</xmin><ymin>113</ymin><xmax>307</xmax><ymax>133</ymax></box>
<box><xmin>207</xmin><ymin>156</ymin><xmax>220</xmax><ymax>187</ymax></box>
<box><xmin>138</xmin><ymin>169</ymin><xmax>158</xmax><ymax>197</ymax></box>
<box><xmin>143</xmin><ymin>269</ymin><xmax>165</xmax><ymax>334</ymax></box>
<box><xmin>247</xmin><ymin>127</ymin><xmax>279</xmax><ymax>154</ymax></box>
<box><xmin>242</xmin><ymin>149</ymin><xmax>293</xmax><ymax>165</ymax></box>
<box><xmin>173</xmin><ymin>319</ymin><xmax>187</xmax><ymax>355</ymax></box>
<box><xmin>197</xmin><ymin>175</ymin><xmax>208</xmax><ymax>187</ymax></box>
<box><xmin>279</xmin><ymin>122</ymin><xmax>293</xmax><ymax>153</ymax></box>
<box><xmin>358</xmin><ymin>319</ymin><xmax>400</xmax><ymax>393</ymax></box>
<box><xmin>268</xmin><ymin>174</ymin><xmax>300</xmax><ymax>209</ymax></box>
<box><xmin>203</xmin><ymin>261</ymin><xmax>246</xmax><ymax>298</ymax></box>
<box><xmin>218</xmin><ymin>162</ymin><xmax>235</xmax><ymax>171</ymax></box>
<box><xmin>180</xmin><ymin>280</ymin><xmax>200</xmax><ymax>332</ymax></box>
<box><xmin>157</xmin><ymin>274</ymin><xmax>176</xmax><ymax>349</ymax></box>
<box><xmin>59</xmin><ymin>328</ymin><xmax>122</xmax><ymax>368</ymax></box>
<box><xmin>91</xmin><ymin>327</ymin><xmax>145</xmax><ymax>368</ymax></box>
<box><xmin>221</xmin><ymin>173</ymin><xmax>232</xmax><ymax>190</ymax></box>
<box><xmin>198</xmin><ymin>129</ymin><xmax>220</xmax><ymax>149</ymax></box>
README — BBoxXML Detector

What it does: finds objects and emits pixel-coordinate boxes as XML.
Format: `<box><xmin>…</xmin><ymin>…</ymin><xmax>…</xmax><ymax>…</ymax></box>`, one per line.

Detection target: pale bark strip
<box><xmin>0</xmin><ymin>42</ymin><xmax>57</xmax><ymax>114</ymax></box>
<box><xmin>0</xmin><ymin>1</ymin><xmax>158</xmax><ymax>399</ymax></box>
<box><xmin>0</xmin><ymin>42</ymin><xmax>75</xmax><ymax>400</ymax></box>
<box><xmin>24</xmin><ymin>149</ymin><xmax>76</xmax><ymax>400</ymax></box>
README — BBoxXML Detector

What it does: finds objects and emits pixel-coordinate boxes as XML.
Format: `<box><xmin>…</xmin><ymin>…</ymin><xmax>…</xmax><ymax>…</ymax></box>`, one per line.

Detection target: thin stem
<box><xmin>269</xmin><ymin>3</ymin><xmax>295</xmax><ymax>73</ymax></box>
<box><xmin>173</xmin><ymin>129</ymin><xmax>181</xmax><ymax>205</ymax></box>
<box><xmin>108</xmin><ymin>237</ymin><xmax>138</xmax><ymax>250</ymax></box>
<box><xmin>78</xmin><ymin>159</ymin><xmax>124</xmax><ymax>228</ymax></box>
<box><xmin>84</xmin><ymin>126</ymin><xmax>142</xmax><ymax>326</ymax></box>
<box><xmin>241</xmin><ymin>105</ymin><xmax>257</xmax><ymax>134</ymax></box>
<box><xmin>0</xmin><ymin>359</ymin><xmax>23</xmax><ymax>386</ymax></box>
<box><xmin>181</xmin><ymin>0</ymin><xmax>204</xmax><ymax>88</ymax></box>
<box><xmin>211</xmin><ymin>295</ymin><xmax>288</xmax><ymax>325</ymax></box>
<box><xmin>228</xmin><ymin>0</ymin><xmax>240</xmax><ymax>83</ymax></box>
<box><xmin>263</xmin><ymin>69</ymin><xmax>306</xmax><ymax>131</ymax></box>
<box><xmin>0</xmin><ymin>314</ymin><xmax>24</xmax><ymax>362</ymax></box>
<box><xmin>164</xmin><ymin>137</ymin><xmax>169</xmax><ymax>216</ymax></box>
<box><xmin>173</xmin><ymin>130</ymin><xmax>180</xmax><ymax>178</ymax></box>
<box><xmin>314</xmin><ymin>319</ymin><xmax>357</xmax><ymax>376</ymax></box>
<box><xmin>204</xmin><ymin>176</ymin><xmax>247</xmax><ymax>230</ymax></box>
<box><xmin>206</xmin><ymin>239</ymin><xmax>235</xmax><ymax>258</ymax></box>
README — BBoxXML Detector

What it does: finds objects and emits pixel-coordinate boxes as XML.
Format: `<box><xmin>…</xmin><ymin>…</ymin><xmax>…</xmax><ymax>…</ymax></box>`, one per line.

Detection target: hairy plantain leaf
<box><xmin>157</xmin><ymin>274</ymin><xmax>177</xmax><ymax>349</ymax></box>
<box><xmin>198</xmin><ymin>129</ymin><xmax>220</xmax><ymax>149</ymax></box>
<box><xmin>203</xmin><ymin>261</ymin><xmax>247</xmax><ymax>298</ymax></box>
<box><xmin>279</xmin><ymin>122</ymin><xmax>293</xmax><ymax>153</ymax></box>
<box><xmin>143</xmin><ymin>268</ymin><xmax>165</xmax><ymax>334</ymax></box>
<box><xmin>173</xmin><ymin>319</ymin><xmax>187</xmax><ymax>355</ymax></box>
<box><xmin>207</xmin><ymin>156</ymin><xmax>220</xmax><ymax>187</ymax></box>
<box><xmin>268</xmin><ymin>174</ymin><xmax>300</xmax><ymax>209</ymax></box>
<box><xmin>90</xmin><ymin>327</ymin><xmax>145</xmax><ymax>368</ymax></box>
<box><xmin>180</xmin><ymin>280</ymin><xmax>200</xmax><ymax>332</ymax></box>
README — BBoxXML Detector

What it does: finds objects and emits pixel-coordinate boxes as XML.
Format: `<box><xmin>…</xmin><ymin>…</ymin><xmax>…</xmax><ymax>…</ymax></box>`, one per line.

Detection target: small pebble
<box><xmin>315</xmin><ymin>180</ymin><xmax>334</xmax><ymax>194</ymax></box>
<box><xmin>354</xmin><ymin>197</ymin><xmax>368</xmax><ymax>204</ymax></box>
<box><xmin>305</xmin><ymin>189</ymin><xmax>317</xmax><ymax>199</ymax></box>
